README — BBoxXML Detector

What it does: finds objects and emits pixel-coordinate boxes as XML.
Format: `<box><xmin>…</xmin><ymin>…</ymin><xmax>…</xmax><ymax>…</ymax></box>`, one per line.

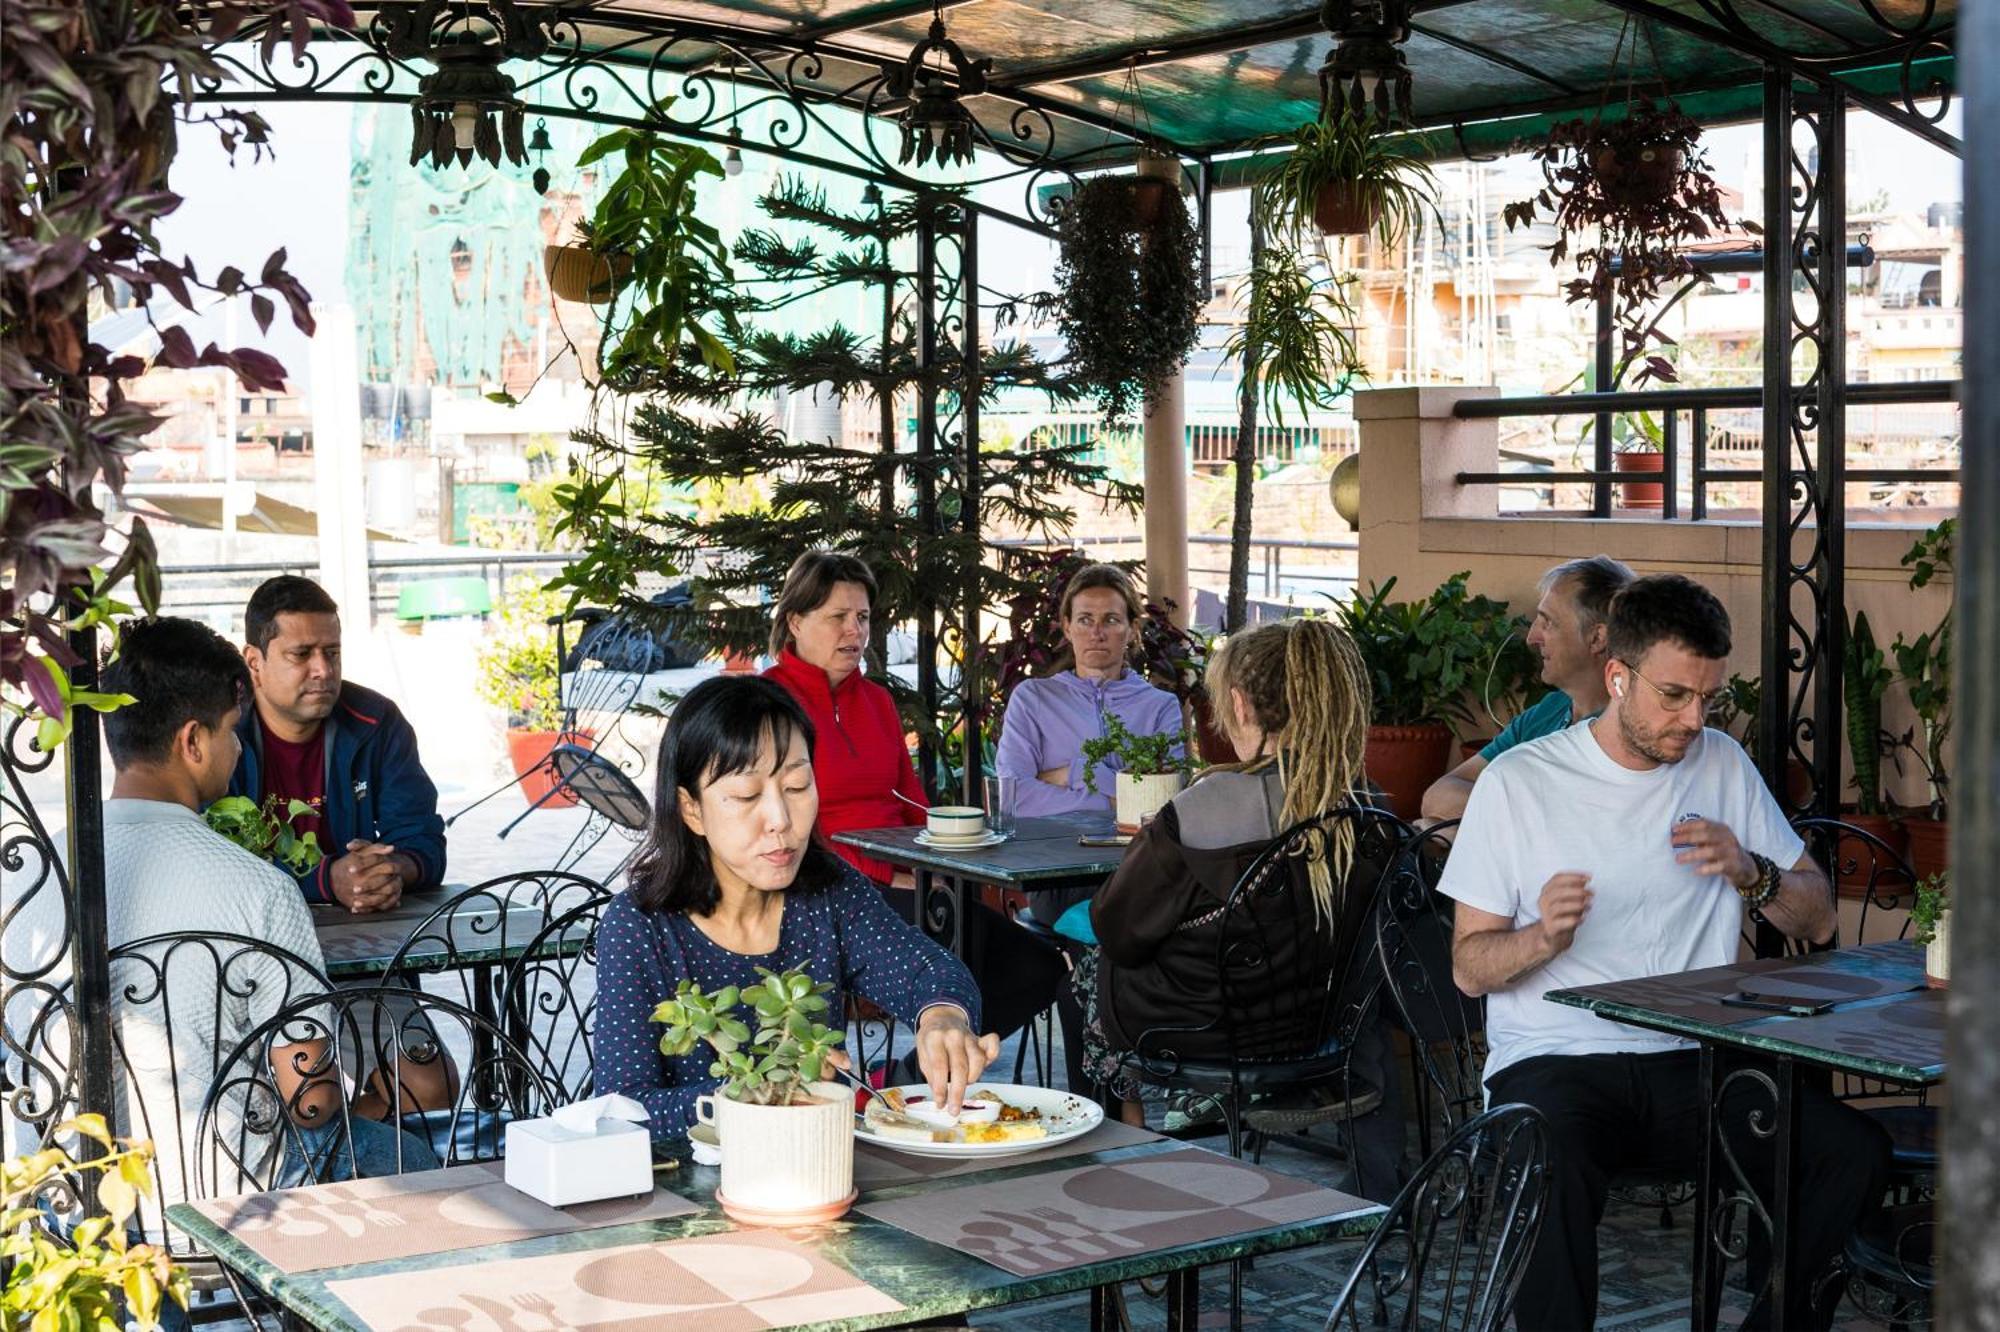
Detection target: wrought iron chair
<box><xmin>383</xmin><ymin>871</ymin><xmax>608</xmax><ymax>1123</ymax></box>
<box><xmin>493</xmin><ymin>889</ymin><xmax>615</xmax><ymax>1099</ymax></box>
<box><xmin>1321</xmin><ymin>1102</ymin><xmax>1553</xmax><ymax>1332</ymax></box>
<box><xmin>1110</xmin><ymin>804</ymin><xmax>1409</xmax><ymax>1328</ymax></box>
<box><xmin>13</xmin><ymin>932</ymin><xmax>334</xmax><ymax>1324</ymax></box>
<box><xmin>194</xmin><ymin>986</ymin><xmax>561</xmax><ymax>1196</ymax></box>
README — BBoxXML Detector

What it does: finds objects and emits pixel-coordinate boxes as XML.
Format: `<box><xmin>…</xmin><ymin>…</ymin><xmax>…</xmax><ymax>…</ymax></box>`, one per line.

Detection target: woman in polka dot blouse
<box><xmin>593</xmin><ymin>675</ymin><xmax>998</xmax><ymax>1140</ymax></box>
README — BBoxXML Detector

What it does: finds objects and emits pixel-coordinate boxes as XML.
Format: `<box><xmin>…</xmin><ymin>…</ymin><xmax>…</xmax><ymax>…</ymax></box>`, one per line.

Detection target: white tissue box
<box><xmin>504</xmin><ymin>1115</ymin><xmax>653</xmax><ymax>1207</ymax></box>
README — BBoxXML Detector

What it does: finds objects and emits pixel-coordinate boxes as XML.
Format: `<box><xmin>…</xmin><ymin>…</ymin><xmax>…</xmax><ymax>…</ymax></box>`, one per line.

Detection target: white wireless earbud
<box><xmin>1614</xmin><ymin>677</ymin><xmax>1626</xmax><ymax>697</ymax></box>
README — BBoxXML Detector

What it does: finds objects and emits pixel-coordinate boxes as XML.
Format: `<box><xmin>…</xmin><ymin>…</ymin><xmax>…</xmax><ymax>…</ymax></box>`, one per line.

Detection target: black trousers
<box><xmin>880</xmin><ymin>886</ymin><xmax>1066</xmax><ymax>1043</ymax></box>
<box><xmin>1487</xmin><ymin>1049</ymin><xmax>1890</xmax><ymax>1332</ymax></box>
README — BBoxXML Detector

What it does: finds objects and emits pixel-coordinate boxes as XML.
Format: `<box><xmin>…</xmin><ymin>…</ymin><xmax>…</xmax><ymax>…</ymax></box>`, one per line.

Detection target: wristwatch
<box><xmin>1737</xmin><ymin>852</ymin><xmax>1781</xmax><ymax>911</ymax></box>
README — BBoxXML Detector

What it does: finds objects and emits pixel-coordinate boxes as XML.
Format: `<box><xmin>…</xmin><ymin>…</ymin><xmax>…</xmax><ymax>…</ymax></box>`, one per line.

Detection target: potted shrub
<box><xmin>1081</xmin><ymin>712</ymin><xmax>1193</xmax><ymax>832</ymax></box>
<box><xmin>1051</xmin><ymin>174</ymin><xmax>1205</xmax><ymax>428</ymax></box>
<box><xmin>203</xmin><ymin>795</ymin><xmax>324</xmax><ymax>875</ymax></box>
<box><xmin>476</xmin><ymin>581</ymin><xmax>590</xmax><ymax>806</ymax></box>
<box><xmin>1503</xmin><ymin>98</ymin><xmax>1734</xmax><ymax>386</ymax></box>
<box><xmin>1838</xmin><ymin>609</ymin><xmax>1905</xmax><ymax>892</ymax></box>
<box><xmin>1254</xmin><ymin>106</ymin><xmax>1437</xmax><ymax>242</ymax></box>
<box><xmin>1911</xmin><ymin>871</ymin><xmax>1950</xmax><ymax>988</ymax></box>
<box><xmin>1891</xmin><ymin>519</ymin><xmax>1954</xmax><ymax>880</ymax></box>
<box><xmin>1333</xmin><ymin>574</ymin><xmax>1511</xmax><ymax>821</ymax></box>
<box><xmin>4</xmin><ymin>1117</ymin><xmax>189</xmax><ymax>1331</ymax></box>
<box><xmin>1612</xmin><ymin>412</ymin><xmax>1666</xmax><ymax>509</ymax></box>
<box><xmin>654</xmin><ymin>968</ymin><xmax>853</xmax><ymax>1224</ymax></box>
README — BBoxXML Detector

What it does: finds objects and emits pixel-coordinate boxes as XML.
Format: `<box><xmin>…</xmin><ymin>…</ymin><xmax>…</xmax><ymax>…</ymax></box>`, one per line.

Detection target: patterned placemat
<box><xmin>852</xmin><ymin>1119</ymin><xmax>1162</xmax><ymax>1188</ymax></box>
<box><xmin>856</xmin><ymin>1145</ymin><xmax>1374</xmax><ymax>1278</ymax></box>
<box><xmin>324</xmin><ymin>1229</ymin><xmax>903</xmax><ymax>1331</ymax></box>
<box><xmin>191</xmin><ymin>1163</ymin><xmax>699</xmax><ymax>1273</ymax></box>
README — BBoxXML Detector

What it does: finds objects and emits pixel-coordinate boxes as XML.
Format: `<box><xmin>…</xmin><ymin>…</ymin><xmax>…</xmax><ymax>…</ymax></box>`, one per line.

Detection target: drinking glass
<box><xmin>982</xmin><ymin>774</ymin><xmax>1018</xmax><ymax>837</ymax></box>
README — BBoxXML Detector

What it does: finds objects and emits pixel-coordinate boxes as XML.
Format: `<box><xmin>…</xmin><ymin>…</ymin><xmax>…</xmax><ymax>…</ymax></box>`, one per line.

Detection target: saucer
<box><xmin>914</xmin><ymin>830</ymin><xmax>1010</xmax><ymax>849</ymax></box>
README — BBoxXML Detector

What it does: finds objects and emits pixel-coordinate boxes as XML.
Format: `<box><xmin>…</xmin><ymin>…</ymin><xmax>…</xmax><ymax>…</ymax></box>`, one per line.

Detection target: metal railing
<box><xmin>161</xmin><ymin>535</ymin><xmax>1357</xmax><ymax>619</ymax></box>
<box><xmin>1452</xmin><ymin>380</ymin><xmax>1961</xmax><ymax>519</ymax></box>
<box><xmin>157</xmin><ymin>552</ymin><xmax>583</xmax><ymax>617</ymax></box>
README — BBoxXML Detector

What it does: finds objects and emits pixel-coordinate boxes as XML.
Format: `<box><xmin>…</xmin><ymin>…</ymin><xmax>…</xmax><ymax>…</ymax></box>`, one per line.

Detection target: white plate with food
<box><xmin>855</xmin><ymin>1083</ymin><xmax>1103</xmax><ymax>1158</ymax></box>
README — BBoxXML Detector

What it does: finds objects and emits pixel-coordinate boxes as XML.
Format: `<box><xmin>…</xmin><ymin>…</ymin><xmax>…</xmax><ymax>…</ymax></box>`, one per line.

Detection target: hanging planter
<box><xmin>1253</xmin><ymin>107</ymin><xmax>1436</xmax><ymax>243</ymax></box>
<box><xmin>1128</xmin><ymin>176</ymin><xmax>1174</xmax><ymax>230</ymax></box>
<box><xmin>1051</xmin><ymin>175</ymin><xmax>1204</xmax><ymax>429</ymax></box>
<box><xmin>1503</xmin><ymin>18</ymin><xmax>1737</xmax><ymax>387</ymax></box>
<box><xmin>543</xmin><ymin>240</ymin><xmax>630</xmax><ymax>305</ymax></box>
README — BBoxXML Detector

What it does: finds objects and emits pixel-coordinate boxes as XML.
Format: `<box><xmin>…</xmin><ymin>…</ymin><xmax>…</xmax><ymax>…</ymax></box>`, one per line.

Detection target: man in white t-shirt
<box><xmin>6</xmin><ymin>618</ymin><xmax>438</xmax><ymax>1220</ymax></box>
<box><xmin>1440</xmin><ymin>575</ymin><xmax>1888</xmax><ymax>1332</ymax></box>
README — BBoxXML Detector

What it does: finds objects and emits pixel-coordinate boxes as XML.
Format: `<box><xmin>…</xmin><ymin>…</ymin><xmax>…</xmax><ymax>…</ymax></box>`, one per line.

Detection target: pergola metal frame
<box><xmin>6</xmin><ymin>0</ymin><xmax>1989</xmax><ymax>1321</ymax></box>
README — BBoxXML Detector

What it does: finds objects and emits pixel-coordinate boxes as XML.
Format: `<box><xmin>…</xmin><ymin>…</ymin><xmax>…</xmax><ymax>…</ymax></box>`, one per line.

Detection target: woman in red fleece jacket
<box><xmin>764</xmin><ymin>551</ymin><xmax>1064</xmax><ymax>1047</ymax></box>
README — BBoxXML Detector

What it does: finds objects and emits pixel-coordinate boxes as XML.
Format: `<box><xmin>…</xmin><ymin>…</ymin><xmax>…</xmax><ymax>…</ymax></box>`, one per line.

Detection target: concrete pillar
<box><xmin>310</xmin><ymin>303</ymin><xmax>371</xmax><ymax>628</ymax></box>
<box><xmin>1139</xmin><ymin>153</ymin><xmax>1189</xmax><ymax>627</ymax></box>
<box><xmin>1353</xmin><ymin>385</ymin><xmax>1500</xmax><ymax>592</ymax></box>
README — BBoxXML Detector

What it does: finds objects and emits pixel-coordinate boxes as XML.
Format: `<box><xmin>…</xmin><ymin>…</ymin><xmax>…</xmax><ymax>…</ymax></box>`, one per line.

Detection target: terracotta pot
<box><xmin>1116</xmin><ymin>770</ymin><xmax>1187</xmax><ymax>834</ymax></box>
<box><xmin>1592</xmin><ymin>144</ymin><xmax>1686</xmax><ymax>209</ymax></box>
<box><xmin>1614</xmin><ymin>451</ymin><xmax>1665</xmax><ymax>510</ymax></box>
<box><xmin>543</xmin><ymin>244</ymin><xmax>630</xmax><ymax>304</ymax></box>
<box><xmin>1129</xmin><ymin>177</ymin><xmax>1174</xmax><ymax>229</ymax></box>
<box><xmin>697</xmin><ymin>1080</ymin><xmax>854</xmax><ymax>1225</ymax></box>
<box><xmin>1925</xmin><ymin>908</ymin><xmax>1950</xmax><ymax>988</ymax></box>
<box><xmin>1901</xmin><ymin>815</ymin><xmax>1949</xmax><ymax>882</ymax></box>
<box><xmin>1364</xmin><ymin>723</ymin><xmax>1455</xmax><ymax>822</ymax></box>
<box><xmin>1830</xmin><ymin>810</ymin><xmax>1909</xmax><ymax>900</ymax></box>
<box><xmin>1314</xmin><ymin>180</ymin><xmax>1382</xmax><ymax>236</ymax></box>
<box><xmin>722</xmin><ymin>648</ymin><xmax>759</xmax><ymax>674</ymax></box>
<box><xmin>506</xmin><ymin>728</ymin><xmax>594</xmax><ymax>807</ymax></box>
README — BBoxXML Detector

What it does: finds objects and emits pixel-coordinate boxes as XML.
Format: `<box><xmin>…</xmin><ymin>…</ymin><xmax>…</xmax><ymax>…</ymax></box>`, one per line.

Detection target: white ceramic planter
<box><xmin>695</xmin><ymin>1079</ymin><xmax>854</xmax><ymax>1224</ymax></box>
<box><xmin>1925</xmin><ymin>909</ymin><xmax>1950</xmax><ymax>988</ymax></box>
<box><xmin>1116</xmin><ymin>770</ymin><xmax>1186</xmax><ymax>832</ymax></box>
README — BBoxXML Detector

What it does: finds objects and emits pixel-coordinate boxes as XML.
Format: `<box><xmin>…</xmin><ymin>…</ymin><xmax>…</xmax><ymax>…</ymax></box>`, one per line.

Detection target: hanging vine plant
<box><xmin>1502</xmin><ymin>18</ymin><xmax>1744</xmax><ymax>386</ymax></box>
<box><xmin>2</xmin><ymin>0</ymin><xmax>345</xmax><ymax>744</ymax></box>
<box><xmin>1049</xmin><ymin>174</ymin><xmax>1204</xmax><ymax>430</ymax></box>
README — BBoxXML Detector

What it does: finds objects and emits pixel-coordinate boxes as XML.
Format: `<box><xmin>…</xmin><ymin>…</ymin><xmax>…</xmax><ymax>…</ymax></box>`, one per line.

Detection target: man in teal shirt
<box><xmin>1421</xmin><ymin>555</ymin><xmax>1634</xmax><ymax>822</ymax></box>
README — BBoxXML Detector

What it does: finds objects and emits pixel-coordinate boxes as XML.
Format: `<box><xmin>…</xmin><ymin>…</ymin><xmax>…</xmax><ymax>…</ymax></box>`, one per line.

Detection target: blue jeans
<box><xmin>276</xmin><ymin>1116</ymin><xmax>441</xmax><ymax>1187</ymax></box>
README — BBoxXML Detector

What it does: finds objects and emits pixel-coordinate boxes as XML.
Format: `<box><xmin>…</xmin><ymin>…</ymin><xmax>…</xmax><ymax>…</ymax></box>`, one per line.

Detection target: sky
<box><xmin>154</xmin><ymin>91</ymin><xmax>1964</xmax><ymax>395</ymax></box>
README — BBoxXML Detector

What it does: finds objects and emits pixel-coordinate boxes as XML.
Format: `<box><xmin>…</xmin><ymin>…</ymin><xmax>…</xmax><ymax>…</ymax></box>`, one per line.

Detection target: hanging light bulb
<box><xmin>451</xmin><ymin>103</ymin><xmax>481</xmax><ymax>151</ymax></box>
<box><xmin>724</xmin><ymin>128</ymin><xmax>744</xmax><ymax>177</ymax></box>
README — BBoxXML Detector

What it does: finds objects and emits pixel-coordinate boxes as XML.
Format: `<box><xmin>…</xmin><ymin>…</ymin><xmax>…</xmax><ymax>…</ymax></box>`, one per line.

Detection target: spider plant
<box><xmin>1254</xmin><ymin>108</ymin><xmax>1438</xmax><ymax>244</ymax></box>
<box><xmin>1222</xmin><ymin>242</ymin><xmax>1366</xmax><ymax>424</ymax></box>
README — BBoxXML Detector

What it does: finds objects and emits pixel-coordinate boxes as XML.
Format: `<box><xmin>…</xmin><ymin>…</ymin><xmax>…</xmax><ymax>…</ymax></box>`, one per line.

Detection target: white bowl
<box><xmin>926</xmin><ymin>805</ymin><xmax>986</xmax><ymax>839</ymax></box>
<box><xmin>897</xmin><ymin>1096</ymin><xmax>1000</xmax><ymax>1130</ymax></box>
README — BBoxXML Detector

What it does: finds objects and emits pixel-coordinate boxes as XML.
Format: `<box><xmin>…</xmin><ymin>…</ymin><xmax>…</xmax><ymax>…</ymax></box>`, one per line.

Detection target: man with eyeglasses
<box><xmin>1438</xmin><ymin>573</ymin><xmax>1888</xmax><ymax>1331</ymax></box>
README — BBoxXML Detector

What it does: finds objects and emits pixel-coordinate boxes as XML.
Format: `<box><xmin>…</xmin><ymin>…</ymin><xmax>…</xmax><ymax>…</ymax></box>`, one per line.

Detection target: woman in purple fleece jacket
<box><xmin>995</xmin><ymin>564</ymin><xmax>1185</xmax><ymax>819</ymax></box>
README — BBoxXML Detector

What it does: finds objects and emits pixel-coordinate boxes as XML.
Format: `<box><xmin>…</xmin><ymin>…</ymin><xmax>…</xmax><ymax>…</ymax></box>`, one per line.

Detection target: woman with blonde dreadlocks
<box><xmin>1083</xmin><ymin>616</ymin><xmax>1406</xmax><ymax>1198</ymax></box>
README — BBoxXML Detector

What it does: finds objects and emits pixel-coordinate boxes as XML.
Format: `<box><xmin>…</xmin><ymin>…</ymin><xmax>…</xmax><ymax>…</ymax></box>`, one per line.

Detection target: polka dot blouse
<box><xmin>592</xmin><ymin>864</ymin><xmax>983</xmax><ymax>1139</ymax></box>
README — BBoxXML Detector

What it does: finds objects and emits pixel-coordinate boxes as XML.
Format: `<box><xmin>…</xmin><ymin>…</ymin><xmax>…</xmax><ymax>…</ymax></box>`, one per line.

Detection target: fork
<box><xmin>509</xmin><ymin>1293</ymin><xmax>561</xmax><ymax>1330</ymax></box>
<box><xmin>829</xmin><ymin>1064</ymin><xmax>930</xmax><ymax>1131</ymax></box>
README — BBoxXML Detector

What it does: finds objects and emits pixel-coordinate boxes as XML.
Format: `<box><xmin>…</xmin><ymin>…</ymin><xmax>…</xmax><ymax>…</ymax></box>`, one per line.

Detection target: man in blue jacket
<box><xmin>231</xmin><ymin>576</ymin><xmax>447</xmax><ymax>912</ymax></box>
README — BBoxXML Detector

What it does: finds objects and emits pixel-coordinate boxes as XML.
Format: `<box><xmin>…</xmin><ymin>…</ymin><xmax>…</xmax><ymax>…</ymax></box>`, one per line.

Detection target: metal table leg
<box><xmin>1165</xmin><ymin>1267</ymin><xmax>1201</xmax><ymax>1331</ymax></box>
<box><xmin>917</xmin><ymin>868</ymin><xmax>965</xmax><ymax>957</ymax></box>
<box><xmin>1692</xmin><ymin>1045</ymin><xmax>1723</xmax><ymax>1332</ymax></box>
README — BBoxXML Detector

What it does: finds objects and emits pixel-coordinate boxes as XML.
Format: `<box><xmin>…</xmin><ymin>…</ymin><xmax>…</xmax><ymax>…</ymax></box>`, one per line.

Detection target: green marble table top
<box><xmin>1546</xmin><ymin>940</ymin><xmax>1944</xmax><ymax>1085</ymax></box>
<box><xmin>833</xmin><ymin>813</ymin><xmax>1128</xmax><ymax>889</ymax></box>
<box><xmin>165</xmin><ymin>1138</ymin><xmax>1382</xmax><ymax>1331</ymax></box>
<box><xmin>314</xmin><ymin>885</ymin><xmax>591</xmax><ymax>979</ymax></box>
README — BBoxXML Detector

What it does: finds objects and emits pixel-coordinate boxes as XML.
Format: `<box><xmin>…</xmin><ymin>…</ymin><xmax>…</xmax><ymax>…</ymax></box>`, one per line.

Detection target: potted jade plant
<box><xmin>477</xmin><ymin>580</ymin><xmax>590</xmax><ymax>806</ymax></box>
<box><xmin>1912</xmin><ymin>871</ymin><xmax>1950</xmax><ymax>987</ymax></box>
<box><xmin>1839</xmin><ymin>608</ymin><xmax>1904</xmax><ymax>890</ymax></box>
<box><xmin>1891</xmin><ymin>519</ymin><xmax>1954</xmax><ymax>881</ymax></box>
<box><xmin>4</xmin><ymin>1117</ymin><xmax>189</xmax><ymax>1331</ymax></box>
<box><xmin>1082</xmin><ymin>712</ymin><xmax>1193</xmax><ymax>832</ymax></box>
<box><xmin>655</xmin><ymin>968</ymin><xmax>852</xmax><ymax>1224</ymax></box>
<box><xmin>1333</xmin><ymin>574</ymin><xmax>1514</xmax><ymax>821</ymax></box>
<box><xmin>1504</xmin><ymin>97</ymin><xmax>1733</xmax><ymax>387</ymax></box>
<box><xmin>1255</xmin><ymin>104</ymin><xmax>1437</xmax><ymax>242</ymax></box>
<box><xmin>1051</xmin><ymin>174</ymin><xmax>1205</xmax><ymax>429</ymax></box>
